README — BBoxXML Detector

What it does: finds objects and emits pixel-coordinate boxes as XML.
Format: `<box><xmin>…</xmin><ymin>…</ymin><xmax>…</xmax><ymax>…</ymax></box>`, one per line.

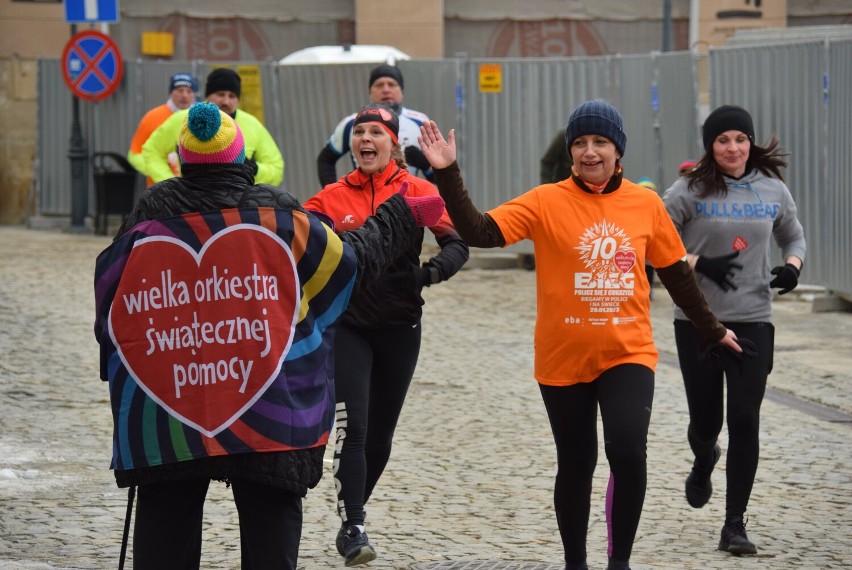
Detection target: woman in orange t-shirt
<box><xmin>420</xmin><ymin>100</ymin><xmax>741</xmax><ymax>570</ymax></box>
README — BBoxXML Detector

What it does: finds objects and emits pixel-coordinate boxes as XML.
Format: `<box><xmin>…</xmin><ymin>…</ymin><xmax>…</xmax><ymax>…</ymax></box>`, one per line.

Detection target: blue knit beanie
<box><xmin>169</xmin><ymin>73</ymin><xmax>198</xmax><ymax>94</ymax></box>
<box><xmin>564</xmin><ymin>99</ymin><xmax>627</xmax><ymax>157</ymax></box>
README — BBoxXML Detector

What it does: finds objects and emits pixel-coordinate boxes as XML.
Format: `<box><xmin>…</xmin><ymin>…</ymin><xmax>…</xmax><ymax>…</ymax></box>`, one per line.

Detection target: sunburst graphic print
<box><xmin>574</xmin><ymin>218</ymin><xmax>636</xmax><ymax>281</ymax></box>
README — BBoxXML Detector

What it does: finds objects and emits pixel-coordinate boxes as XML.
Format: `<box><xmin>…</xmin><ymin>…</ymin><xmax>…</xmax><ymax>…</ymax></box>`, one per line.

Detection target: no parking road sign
<box><xmin>62</xmin><ymin>30</ymin><xmax>124</xmax><ymax>102</ymax></box>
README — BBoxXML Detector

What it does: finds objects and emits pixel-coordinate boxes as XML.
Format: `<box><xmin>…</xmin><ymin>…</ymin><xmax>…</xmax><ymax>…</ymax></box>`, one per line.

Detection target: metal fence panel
<box><xmin>34</xmin><ymin>43</ymin><xmax>850</xmax><ymax>294</ymax></box>
<box><xmin>456</xmin><ymin>56</ymin><xmax>615</xmax><ymax>212</ymax></box>
<box><xmin>825</xmin><ymin>40</ymin><xmax>852</xmax><ymax>295</ymax></box>
<box><xmin>710</xmin><ymin>39</ymin><xmax>851</xmax><ymax>296</ymax></box>
<box><xmin>36</xmin><ymin>60</ymin><xmax>74</xmax><ymax>216</ymax></box>
<box><xmin>614</xmin><ymin>51</ymin><xmax>701</xmax><ymax>192</ymax></box>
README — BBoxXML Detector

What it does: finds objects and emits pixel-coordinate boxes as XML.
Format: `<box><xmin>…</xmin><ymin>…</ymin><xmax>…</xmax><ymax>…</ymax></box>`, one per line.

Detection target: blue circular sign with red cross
<box><xmin>62</xmin><ymin>30</ymin><xmax>124</xmax><ymax>102</ymax></box>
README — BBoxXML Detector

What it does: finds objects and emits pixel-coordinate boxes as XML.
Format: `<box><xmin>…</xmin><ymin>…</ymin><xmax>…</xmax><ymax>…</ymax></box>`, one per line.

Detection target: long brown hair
<box><xmin>686</xmin><ymin>134</ymin><xmax>789</xmax><ymax>198</ymax></box>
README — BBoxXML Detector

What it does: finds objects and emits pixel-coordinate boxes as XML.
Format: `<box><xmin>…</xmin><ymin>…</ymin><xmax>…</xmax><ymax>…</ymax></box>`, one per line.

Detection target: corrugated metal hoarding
<box><xmin>35</xmin><ymin>41</ymin><xmax>850</xmax><ymax>294</ymax></box>
<box><xmin>710</xmin><ymin>39</ymin><xmax>852</xmax><ymax>296</ymax></box>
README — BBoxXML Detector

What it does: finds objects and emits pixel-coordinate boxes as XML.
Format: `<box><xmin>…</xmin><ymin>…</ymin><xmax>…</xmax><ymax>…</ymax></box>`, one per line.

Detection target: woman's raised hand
<box><xmin>418</xmin><ymin>121</ymin><xmax>456</xmax><ymax>170</ymax></box>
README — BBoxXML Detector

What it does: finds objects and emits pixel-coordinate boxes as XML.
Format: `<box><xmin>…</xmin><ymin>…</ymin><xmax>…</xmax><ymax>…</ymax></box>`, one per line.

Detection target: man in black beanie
<box><xmin>142</xmin><ymin>67</ymin><xmax>284</xmax><ymax>187</ymax></box>
<box><xmin>316</xmin><ymin>63</ymin><xmax>434</xmax><ymax>186</ymax></box>
<box><xmin>204</xmin><ymin>68</ymin><xmax>243</xmax><ymax>115</ymax></box>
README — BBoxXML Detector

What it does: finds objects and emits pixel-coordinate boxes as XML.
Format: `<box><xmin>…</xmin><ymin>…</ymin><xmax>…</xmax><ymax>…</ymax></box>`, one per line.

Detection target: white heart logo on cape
<box><xmin>108</xmin><ymin>225</ymin><xmax>299</xmax><ymax>437</ymax></box>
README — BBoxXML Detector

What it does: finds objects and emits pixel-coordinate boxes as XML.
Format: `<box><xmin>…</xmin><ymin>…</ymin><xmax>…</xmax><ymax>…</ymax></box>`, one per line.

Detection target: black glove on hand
<box><xmin>699</xmin><ymin>337</ymin><xmax>758</xmax><ymax>369</ymax></box>
<box><xmin>244</xmin><ymin>157</ymin><xmax>259</xmax><ymax>176</ymax></box>
<box><xmin>769</xmin><ymin>263</ymin><xmax>800</xmax><ymax>295</ymax></box>
<box><xmin>385</xmin><ymin>265</ymin><xmax>431</xmax><ymax>291</ymax></box>
<box><xmin>694</xmin><ymin>251</ymin><xmax>743</xmax><ymax>291</ymax></box>
<box><xmin>404</xmin><ymin>146</ymin><xmax>432</xmax><ymax>172</ymax></box>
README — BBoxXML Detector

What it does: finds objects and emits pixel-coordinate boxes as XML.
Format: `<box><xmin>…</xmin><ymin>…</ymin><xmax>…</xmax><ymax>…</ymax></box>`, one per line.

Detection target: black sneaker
<box><xmin>685</xmin><ymin>443</ymin><xmax>721</xmax><ymax>508</ymax></box>
<box><xmin>335</xmin><ymin>524</ymin><xmax>377</xmax><ymax>567</ymax></box>
<box><xmin>718</xmin><ymin>515</ymin><xmax>757</xmax><ymax>555</ymax></box>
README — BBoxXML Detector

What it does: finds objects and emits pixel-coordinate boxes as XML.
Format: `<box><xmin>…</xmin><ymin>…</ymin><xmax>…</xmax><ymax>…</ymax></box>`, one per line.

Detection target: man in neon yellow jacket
<box><xmin>142</xmin><ymin>68</ymin><xmax>284</xmax><ymax>186</ymax></box>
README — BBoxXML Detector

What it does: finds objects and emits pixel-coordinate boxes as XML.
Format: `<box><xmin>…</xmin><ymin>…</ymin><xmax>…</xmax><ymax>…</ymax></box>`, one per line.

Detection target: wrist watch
<box><xmin>426</xmin><ymin>266</ymin><xmax>440</xmax><ymax>286</ymax></box>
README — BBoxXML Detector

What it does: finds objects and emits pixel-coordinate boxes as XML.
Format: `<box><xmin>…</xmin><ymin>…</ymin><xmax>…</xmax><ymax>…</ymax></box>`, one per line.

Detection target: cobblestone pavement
<box><xmin>0</xmin><ymin>226</ymin><xmax>850</xmax><ymax>569</ymax></box>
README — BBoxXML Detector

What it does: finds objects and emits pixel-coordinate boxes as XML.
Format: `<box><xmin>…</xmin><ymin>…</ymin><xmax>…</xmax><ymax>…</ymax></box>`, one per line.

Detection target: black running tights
<box><xmin>674</xmin><ymin>319</ymin><xmax>773</xmax><ymax>517</ymax></box>
<box><xmin>332</xmin><ymin>322</ymin><xmax>421</xmax><ymax>526</ymax></box>
<box><xmin>539</xmin><ymin>364</ymin><xmax>654</xmax><ymax>565</ymax></box>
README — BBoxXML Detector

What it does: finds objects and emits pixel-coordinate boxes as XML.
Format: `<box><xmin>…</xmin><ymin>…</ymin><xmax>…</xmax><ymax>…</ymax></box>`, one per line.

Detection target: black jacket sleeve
<box><xmin>656</xmin><ymin>259</ymin><xmax>726</xmax><ymax>341</ymax></box>
<box><xmin>425</xmin><ymin>230</ymin><xmax>469</xmax><ymax>284</ymax></box>
<box><xmin>432</xmin><ymin>161</ymin><xmax>506</xmax><ymax>248</ymax></box>
<box><xmin>338</xmin><ymin>194</ymin><xmax>421</xmax><ymax>290</ymax></box>
<box><xmin>317</xmin><ymin>144</ymin><xmax>341</xmax><ymax>187</ymax></box>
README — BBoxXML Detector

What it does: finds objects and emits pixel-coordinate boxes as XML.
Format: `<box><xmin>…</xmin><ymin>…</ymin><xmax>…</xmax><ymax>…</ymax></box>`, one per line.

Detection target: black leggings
<box><xmin>539</xmin><ymin>364</ymin><xmax>654</xmax><ymax>565</ymax></box>
<box><xmin>674</xmin><ymin>319</ymin><xmax>774</xmax><ymax>517</ymax></box>
<box><xmin>133</xmin><ymin>477</ymin><xmax>303</xmax><ymax>569</ymax></box>
<box><xmin>332</xmin><ymin>322</ymin><xmax>421</xmax><ymax>526</ymax></box>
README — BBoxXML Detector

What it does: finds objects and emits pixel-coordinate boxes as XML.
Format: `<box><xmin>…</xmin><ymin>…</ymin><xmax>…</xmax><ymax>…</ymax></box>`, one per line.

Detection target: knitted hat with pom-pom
<box><xmin>178</xmin><ymin>102</ymin><xmax>245</xmax><ymax>165</ymax></box>
<box><xmin>636</xmin><ymin>176</ymin><xmax>657</xmax><ymax>192</ymax></box>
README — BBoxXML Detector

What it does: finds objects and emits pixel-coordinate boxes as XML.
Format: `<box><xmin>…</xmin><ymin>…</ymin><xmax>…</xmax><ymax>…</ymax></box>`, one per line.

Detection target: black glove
<box><xmin>244</xmin><ymin>157</ymin><xmax>258</xmax><ymax>176</ymax></box>
<box><xmin>694</xmin><ymin>251</ymin><xmax>743</xmax><ymax>291</ymax></box>
<box><xmin>404</xmin><ymin>146</ymin><xmax>432</xmax><ymax>172</ymax></box>
<box><xmin>384</xmin><ymin>265</ymin><xmax>432</xmax><ymax>291</ymax></box>
<box><xmin>699</xmin><ymin>337</ymin><xmax>758</xmax><ymax>369</ymax></box>
<box><xmin>769</xmin><ymin>263</ymin><xmax>800</xmax><ymax>295</ymax></box>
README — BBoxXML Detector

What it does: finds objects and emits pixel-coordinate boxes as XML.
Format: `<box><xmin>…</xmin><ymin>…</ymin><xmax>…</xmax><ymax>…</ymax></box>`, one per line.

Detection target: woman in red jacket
<box><xmin>304</xmin><ymin>104</ymin><xmax>468</xmax><ymax>566</ymax></box>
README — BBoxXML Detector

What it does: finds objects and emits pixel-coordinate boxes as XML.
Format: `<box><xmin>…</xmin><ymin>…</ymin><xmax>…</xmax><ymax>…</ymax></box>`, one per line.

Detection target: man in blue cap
<box><xmin>127</xmin><ymin>73</ymin><xmax>198</xmax><ymax>185</ymax></box>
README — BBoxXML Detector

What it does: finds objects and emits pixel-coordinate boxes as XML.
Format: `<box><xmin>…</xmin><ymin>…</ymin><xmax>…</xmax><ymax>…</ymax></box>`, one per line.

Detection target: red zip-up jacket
<box><xmin>305</xmin><ymin>162</ymin><xmax>468</xmax><ymax>329</ymax></box>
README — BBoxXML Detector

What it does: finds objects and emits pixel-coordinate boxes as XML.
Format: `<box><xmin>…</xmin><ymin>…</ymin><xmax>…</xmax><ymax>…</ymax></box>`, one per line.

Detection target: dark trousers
<box><xmin>332</xmin><ymin>322</ymin><xmax>421</xmax><ymax>526</ymax></box>
<box><xmin>674</xmin><ymin>319</ymin><xmax>774</xmax><ymax>517</ymax></box>
<box><xmin>133</xmin><ymin>477</ymin><xmax>303</xmax><ymax>569</ymax></box>
<box><xmin>539</xmin><ymin>364</ymin><xmax>654</xmax><ymax>565</ymax></box>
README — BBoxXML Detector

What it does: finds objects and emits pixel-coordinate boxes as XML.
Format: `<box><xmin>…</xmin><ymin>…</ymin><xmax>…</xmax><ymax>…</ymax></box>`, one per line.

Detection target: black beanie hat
<box><xmin>369</xmin><ymin>64</ymin><xmax>404</xmax><ymax>91</ymax></box>
<box><xmin>564</xmin><ymin>99</ymin><xmax>627</xmax><ymax>157</ymax></box>
<box><xmin>353</xmin><ymin>103</ymin><xmax>400</xmax><ymax>143</ymax></box>
<box><xmin>702</xmin><ymin>105</ymin><xmax>754</xmax><ymax>151</ymax></box>
<box><xmin>205</xmin><ymin>68</ymin><xmax>241</xmax><ymax>98</ymax></box>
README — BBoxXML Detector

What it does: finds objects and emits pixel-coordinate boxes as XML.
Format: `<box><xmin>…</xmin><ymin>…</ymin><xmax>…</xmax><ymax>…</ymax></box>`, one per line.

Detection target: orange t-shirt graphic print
<box><xmin>488</xmin><ymin>178</ymin><xmax>686</xmax><ymax>386</ymax></box>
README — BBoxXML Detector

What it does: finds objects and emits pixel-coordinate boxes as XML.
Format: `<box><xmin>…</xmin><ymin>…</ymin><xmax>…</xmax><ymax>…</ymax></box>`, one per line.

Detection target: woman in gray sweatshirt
<box><xmin>663</xmin><ymin>105</ymin><xmax>806</xmax><ymax>556</ymax></box>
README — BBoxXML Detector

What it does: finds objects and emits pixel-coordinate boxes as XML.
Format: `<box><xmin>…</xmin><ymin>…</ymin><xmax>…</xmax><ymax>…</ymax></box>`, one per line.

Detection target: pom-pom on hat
<box><xmin>205</xmin><ymin>68</ymin><xmax>241</xmax><ymax>98</ymax></box>
<box><xmin>564</xmin><ymin>99</ymin><xmax>627</xmax><ymax>157</ymax></box>
<box><xmin>369</xmin><ymin>64</ymin><xmax>404</xmax><ymax>91</ymax></box>
<box><xmin>179</xmin><ymin>102</ymin><xmax>246</xmax><ymax>165</ymax></box>
<box><xmin>169</xmin><ymin>73</ymin><xmax>198</xmax><ymax>94</ymax></box>
<box><xmin>702</xmin><ymin>105</ymin><xmax>754</xmax><ymax>151</ymax></box>
<box><xmin>353</xmin><ymin>103</ymin><xmax>400</xmax><ymax>143</ymax></box>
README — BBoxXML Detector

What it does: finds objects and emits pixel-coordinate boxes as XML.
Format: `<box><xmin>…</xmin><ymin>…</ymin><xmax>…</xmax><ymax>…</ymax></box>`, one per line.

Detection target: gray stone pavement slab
<box><xmin>0</xmin><ymin>226</ymin><xmax>849</xmax><ymax>569</ymax></box>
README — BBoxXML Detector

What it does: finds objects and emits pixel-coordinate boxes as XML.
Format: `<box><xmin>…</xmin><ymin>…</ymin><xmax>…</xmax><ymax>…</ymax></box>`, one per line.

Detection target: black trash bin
<box><xmin>92</xmin><ymin>152</ymin><xmax>139</xmax><ymax>235</ymax></box>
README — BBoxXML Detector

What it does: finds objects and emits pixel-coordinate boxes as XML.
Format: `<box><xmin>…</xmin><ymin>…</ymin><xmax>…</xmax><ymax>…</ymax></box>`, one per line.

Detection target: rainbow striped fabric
<box><xmin>94</xmin><ymin>207</ymin><xmax>356</xmax><ymax>472</ymax></box>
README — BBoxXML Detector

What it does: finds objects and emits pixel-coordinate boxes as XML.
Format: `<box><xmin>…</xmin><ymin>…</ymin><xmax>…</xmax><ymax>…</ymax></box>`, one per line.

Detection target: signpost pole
<box><xmin>67</xmin><ymin>24</ymin><xmax>89</xmax><ymax>231</ymax></box>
